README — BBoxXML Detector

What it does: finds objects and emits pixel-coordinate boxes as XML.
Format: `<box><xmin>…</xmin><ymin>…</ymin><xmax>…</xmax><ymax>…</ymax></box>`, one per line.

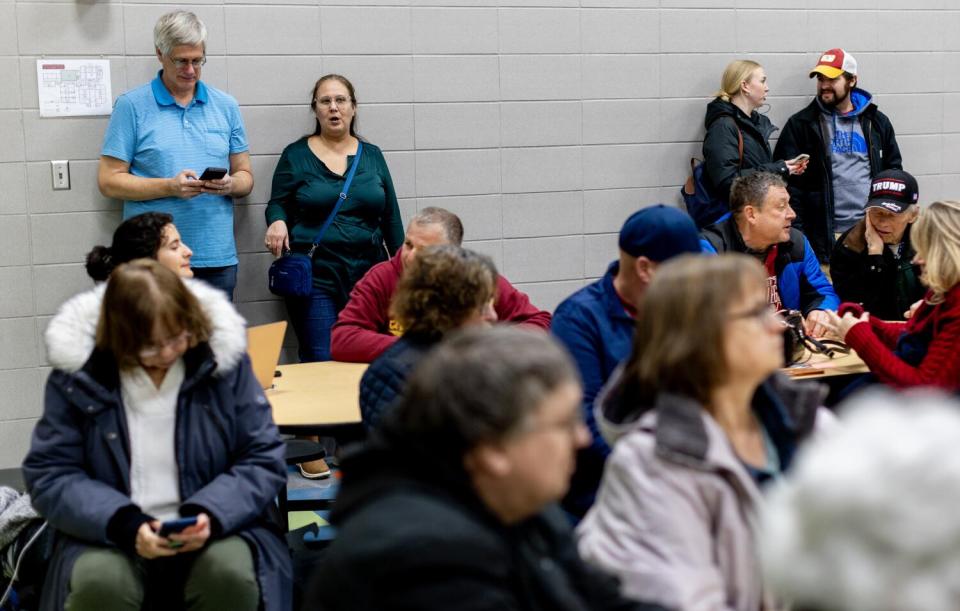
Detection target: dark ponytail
<box><xmin>85</xmin><ymin>212</ymin><xmax>173</xmax><ymax>282</ymax></box>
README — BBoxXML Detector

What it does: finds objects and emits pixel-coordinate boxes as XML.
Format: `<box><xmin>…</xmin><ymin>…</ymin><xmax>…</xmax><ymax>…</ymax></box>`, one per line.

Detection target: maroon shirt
<box><xmin>331</xmin><ymin>250</ymin><xmax>552</xmax><ymax>363</ymax></box>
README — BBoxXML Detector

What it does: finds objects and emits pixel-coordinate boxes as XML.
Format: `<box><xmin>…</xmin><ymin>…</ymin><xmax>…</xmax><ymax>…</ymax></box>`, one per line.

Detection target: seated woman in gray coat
<box><xmin>577</xmin><ymin>254</ymin><xmax>829</xmax><ymax>611</ymax></box>
<box><xmin>22</xmin><ymin>259</ymin><xmax>291</xmax><ymax>611</ymax></box>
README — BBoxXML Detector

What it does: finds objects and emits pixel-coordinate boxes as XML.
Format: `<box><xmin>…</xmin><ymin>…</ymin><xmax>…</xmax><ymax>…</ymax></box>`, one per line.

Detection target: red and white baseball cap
<box><xmin>809</xmin><ymin>48</ymin><xmax>858</xmax><ymax>79</ymax></box>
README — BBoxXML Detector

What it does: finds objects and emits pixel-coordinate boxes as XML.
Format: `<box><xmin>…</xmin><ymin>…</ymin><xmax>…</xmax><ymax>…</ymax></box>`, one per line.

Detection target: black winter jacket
<box><xmin>358</xmin><ymin>333</ymin><xmax>436</xmax><ymax>430</ymax></box>
<box><xmin>702</xmin><ymin>98</ymin><xmax>789</xmax><ymax>204</ymax></box>
<box><xmin>830</xmin><ymin>221</ymin><xmax>924</xmax><ymax>321</ymax></box>
<box><xmin>305</xmin><ymin>437</ymin><xmax>669</xmax><ymax>611</ymax></box>
<box><xmin>773</xmin><ymin>96</ymin><xmax>902</xmax><ymax>263</ymax></box>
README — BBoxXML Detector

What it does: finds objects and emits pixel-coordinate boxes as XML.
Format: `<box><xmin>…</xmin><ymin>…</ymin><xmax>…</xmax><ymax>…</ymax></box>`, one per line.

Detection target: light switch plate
<box><xmin>51</xmin><ymin>160</ymin><xmax>70</xmax><ymax>190</ymax></box>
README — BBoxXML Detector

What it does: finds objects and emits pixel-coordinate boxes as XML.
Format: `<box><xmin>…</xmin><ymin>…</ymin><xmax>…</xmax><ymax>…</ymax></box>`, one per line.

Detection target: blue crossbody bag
<box><xmin>268</xmin><ymin>141</ymin><xmax>363</xmax><ymax>298</ymax></box>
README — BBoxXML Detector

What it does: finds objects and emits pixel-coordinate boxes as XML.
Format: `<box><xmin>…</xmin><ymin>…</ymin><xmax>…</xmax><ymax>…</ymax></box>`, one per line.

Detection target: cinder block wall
<box><xmin>2</xmin><ymin>0</ymin><xmax>958</xmax><ymax>467</ymax></box>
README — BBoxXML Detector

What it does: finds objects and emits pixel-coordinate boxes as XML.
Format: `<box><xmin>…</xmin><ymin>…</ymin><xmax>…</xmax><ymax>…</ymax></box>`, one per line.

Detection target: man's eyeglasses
<box><xmin>315</xmin><ymin>96</ymin><xmax>351</xmax><ymax>108</ymax></box>
<box><xmin>171</xmin><ymin>57</ymin><xmax>206</xmax><ymax>70</ymax></box>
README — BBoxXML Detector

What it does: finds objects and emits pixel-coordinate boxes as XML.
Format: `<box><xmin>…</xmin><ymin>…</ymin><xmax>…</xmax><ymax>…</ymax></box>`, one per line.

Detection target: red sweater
<box><xmin>331</xmin><ymin>250</ymin><xmax>552</xmax><ymax>362</ymax></box>
<box><xmin>845</xmin><ymin>285</ymin><xmax>960</xmax><ymax>390</ymax></box>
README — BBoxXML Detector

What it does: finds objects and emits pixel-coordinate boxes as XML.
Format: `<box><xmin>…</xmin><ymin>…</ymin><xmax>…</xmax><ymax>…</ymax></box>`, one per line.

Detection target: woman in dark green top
<box><xmin>265</xmin><ymin>74</ymin><xmax>404</xmax><ymax>362</ymax></box>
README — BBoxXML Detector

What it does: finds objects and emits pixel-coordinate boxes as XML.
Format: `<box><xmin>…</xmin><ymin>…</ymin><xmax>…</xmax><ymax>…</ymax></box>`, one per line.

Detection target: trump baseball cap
<box><xmin>809</xmin><ymin>48</ymin><xmax>858</xmax><ymax>79</ymax></box>
<box><xmin>866</xmin><ymin>169</ymin><xmax>919</xmax><ymax>214</ymax></box>
<box><xmin>618</xmin><ymin>205</ymin><xmax>701</xmax><ymax>262</ymax></box>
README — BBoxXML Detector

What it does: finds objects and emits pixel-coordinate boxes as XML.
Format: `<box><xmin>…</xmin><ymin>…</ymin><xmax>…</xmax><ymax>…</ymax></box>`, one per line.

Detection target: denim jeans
<box><xmin>284</xmin><ymin>287</ymin><xmax>339</xmax><ymax>362</ymax></box>
<box><xmin>192</xmin><ymin>265</ymin><xmax>238</xmax><ymax>302</ymax></box>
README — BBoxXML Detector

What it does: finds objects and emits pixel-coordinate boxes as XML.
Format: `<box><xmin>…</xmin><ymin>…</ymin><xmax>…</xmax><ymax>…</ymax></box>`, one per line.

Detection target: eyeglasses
<box><xmin>315</xmin><ymin>96</ymin><xmax>351</xmax><ymax>108</ymax></box>
<box><xmin>139</xmin><ymin>330</ymin><xmax>191</xmax><ymax>360</ymax></box>
<box><xmin>170</xmin><ymin>57</ymin><xmax>206</xmax><ymax>70</ymax></box>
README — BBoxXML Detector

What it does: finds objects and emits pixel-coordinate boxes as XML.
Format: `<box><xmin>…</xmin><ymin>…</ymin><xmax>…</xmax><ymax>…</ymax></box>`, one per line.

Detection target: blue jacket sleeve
<box><xmin>552</xmin><ymin>304</ymin><xmax>611</xmax><ymax>457</ymax></box>
<box><xmin>700</xmin><ymin>238</ymin><xmax>718</xmax><ymax>254</ymax></box>
<box><xmin>180</xmin><ymin>356</ymin><xmax>286</xmax><ymax>536</ymax></box>
<box><xmin>23</xmin><ymin>375</ymin><xmax>141</xmax><ymax>545</ymax></box>
<box><xmin>800</xmin><ymin>238</ymin><xmax>840</xmax><ymax>312</ymax></box>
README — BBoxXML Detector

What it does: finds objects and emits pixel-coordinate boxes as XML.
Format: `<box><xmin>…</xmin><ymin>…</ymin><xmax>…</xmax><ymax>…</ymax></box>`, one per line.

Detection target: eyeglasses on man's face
<box><xmin>170</xmin><ymin>56</ymin><xmax>206</xmax><ymax>70</ymax></box>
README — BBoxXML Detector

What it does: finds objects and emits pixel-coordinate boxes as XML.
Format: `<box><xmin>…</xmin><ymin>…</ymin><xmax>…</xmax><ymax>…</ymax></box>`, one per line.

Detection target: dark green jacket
<box><xmin>265</xmin><ymin>137</ymin><xmax>404</xmax><ymax>307</ymax></box>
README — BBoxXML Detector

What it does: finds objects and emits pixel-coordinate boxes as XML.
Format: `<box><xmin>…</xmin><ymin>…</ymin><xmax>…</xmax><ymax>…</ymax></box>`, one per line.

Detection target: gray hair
<box><xmin>729</xmin><ymin>171</ymin><xmax>786</xmax><ymax>217</ymax></box>
<box><xmin>410</xmin><ymin>207</ymin><xmax>464</xmax><ymax>245</ymax></box>
<box><xmin>154</xmin><ymin>11</ymin><xmax>207</xmax><ymax>56</ymax></box>
<box><xmin>384</xmin><ymin>326</ymin><xmax>579</xmax><ymax>458</ymax></box>
<box><xmin>761</xmin><ymin>390</ymin><xmax>960</xmax><ymax>611</ymax></box>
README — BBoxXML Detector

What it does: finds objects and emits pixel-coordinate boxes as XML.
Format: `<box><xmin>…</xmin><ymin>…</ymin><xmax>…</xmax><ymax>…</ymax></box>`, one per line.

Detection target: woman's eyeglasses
<box><xmin>315</xmin><ymin>96</ymin><xmax>351</xmax><ymax>108</ymax></box>
<box><xmin>139</xmin><ymin>331</ymin><xmax>191</xmax><ymax>360</ymax></box>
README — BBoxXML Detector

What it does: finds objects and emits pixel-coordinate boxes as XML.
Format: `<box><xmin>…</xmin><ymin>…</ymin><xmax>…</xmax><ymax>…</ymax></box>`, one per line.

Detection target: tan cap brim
<box><xmin>809</xmin><ymin>65</ymin><xmax>844</xmax><ymax>79</ymax></box>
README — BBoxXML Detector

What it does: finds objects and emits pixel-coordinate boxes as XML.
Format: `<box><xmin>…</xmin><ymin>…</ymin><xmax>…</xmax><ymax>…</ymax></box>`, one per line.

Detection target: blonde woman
<box><xmin>825</xmin><ymin>200</ymin><xmax>960</xmax><ymax>391</ymax></box>
<box><xmin>702</xmin><ymin>60</ymin><xmax>807</xmax><ymax>220</ymax></box>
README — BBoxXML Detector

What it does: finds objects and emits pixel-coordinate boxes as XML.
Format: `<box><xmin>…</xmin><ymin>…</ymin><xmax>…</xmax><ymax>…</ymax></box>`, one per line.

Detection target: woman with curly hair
<box><xmin>86</xmin><ymin>212</ymin><xmax>193</xmax><ymax>281</ymax></box>
<box><xmin>358</xmin><ymin>244</ymin><xmax>497</xmax><ymax>429</ymax></box>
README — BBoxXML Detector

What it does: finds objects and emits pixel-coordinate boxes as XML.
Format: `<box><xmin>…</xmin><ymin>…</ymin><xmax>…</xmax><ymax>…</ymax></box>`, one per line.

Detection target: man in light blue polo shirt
<box><xmin>98</xmin><ymin>10</ymin><xmax>253</xmax><ymax>299</ymax></box>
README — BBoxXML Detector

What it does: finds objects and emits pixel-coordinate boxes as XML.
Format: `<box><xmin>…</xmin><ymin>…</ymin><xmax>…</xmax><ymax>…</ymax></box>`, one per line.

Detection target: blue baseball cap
<box><xmin>618</xmin><ymin>205</ymin><xmax>701</xmax><ymax>262</ymax></box>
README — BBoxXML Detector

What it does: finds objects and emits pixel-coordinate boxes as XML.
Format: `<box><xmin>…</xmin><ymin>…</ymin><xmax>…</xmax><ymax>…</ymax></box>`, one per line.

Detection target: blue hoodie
<box><xmin>820</xmin><ymin>87</ymin><xmax>874</xmax><ymax>232</ymax></box>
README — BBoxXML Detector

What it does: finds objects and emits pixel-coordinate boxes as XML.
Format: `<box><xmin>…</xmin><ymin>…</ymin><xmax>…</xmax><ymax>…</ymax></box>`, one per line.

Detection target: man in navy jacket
<box><xmin>552</xmin><ymin>205</ymin><xmax>701</xmax><ymax>518</ymax></box>
<box><xmin>700</xmin><ymin>172</ymin><xmax>839</xmax><ymax>338</ymax></box>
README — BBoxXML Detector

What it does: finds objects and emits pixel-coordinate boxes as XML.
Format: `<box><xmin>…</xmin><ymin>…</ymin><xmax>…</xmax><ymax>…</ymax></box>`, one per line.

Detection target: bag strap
<box><xmin>308</xmin><ymin>141</ymin><xmax>364</xmax><ymax>256</ymax></box>
<box><xmin>736</xmin><ymin>124</ymin><xmax>744</xmax><ymax>168</ymax></box>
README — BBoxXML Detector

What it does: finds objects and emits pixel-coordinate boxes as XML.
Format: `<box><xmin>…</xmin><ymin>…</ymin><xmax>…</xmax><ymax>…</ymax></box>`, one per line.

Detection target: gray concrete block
<box><xmin>0</xmin><ymin>419</ymin><xmax>39</xmax><ymax>470</ymax></box>
<box><xmin>581</xmin><ymin>9</ymin><xmax>658</xmax><ymax>54</ymax></box>
<box><xmin>502</xmin><ymin>235</ymin><xmax>582</xmax><ymax>283</ymax></box>
<box><xmin>499</xmin><ymin>8</ymin><xmax>579</xmax><ymax>54</ymax></box>
<box><xmin>0</xmin><ymin>4</ymin><xmax>16</xmax><ymax>56</ymax></box>
<box><xmin>502</xmin><ymin>191</ymin><xmax>582</xmax><ymax>238</ymax></box>
<box><xmin>416</xmin><ymin>194</ymin><xmax>501</xmax><ymax>240</ymax></box>
<box><xmin>808</xmin><ymin>11</ymin><xmax>878</xmax><ymax>55</ymax></box>
<box><xmin>411</xmin><ymin>8</ymin><xmax>498</xmax><ymax>54</ymax></box>
<box><xmin>513</xmin><ymin>279</ymin><xmax>582</xmax><ymax>312</ymax></box>
<box><xmin>659</xmin><ymin>54</ymin><xmax>732</xmax><ymax>99</ymax></box>
<box><xmin>735</xmin><ymin>10</ymin><xmax>807</xmax><ymax>53</ymax></box>
<box><xmin>0</xmin><ymin>368</ymin><xmax>42</xmax><ymax>420</ymax></box>
<box><xmin>234</xmin><ymin>202</ymin><xmax>268</xmax><ymax>255</ymax></box>
<box><xmin>236</xmin><ymin>251</ymin><xmax>274</xmax><ymax>303</ymax></box>
<box><xmin>225</xmin><ymin>6</ymin><xmax>321</xmax><ymax>55</ymax></box>
<box><xmin>415</xmin><ymin>149</ymin><xmax>499</xmax><ymax>197</ymax></box>
<box><xmin>501</xmin><ymin>102</ymin><xmax>580</xmax><ymax>147</ymax></box>
<box><xmin>661</xmin><ymin>10</ymin><xmax>735</xmax><ymax>53</ymax></box>
<box><xmin>361</xmin><ymin>104</ymin><xmax>415</xmax><ymax>152</ymax></box>
<box><xmin>0</xmin><ymin>111</ymin><xmax>24</xmax><ymax>163</ymax></box>
<box><xmin>0</xmin><ymin>59</ymin><xmax>20</xmax><ymax>110</ymax></box>
<box><xmin>322</xmin><ymin>7</ymin><xmax>411</xmax><ymax>55</ymax></box>
<box><xmin>0</xmin><ymin>267</ymin><xmax>33</xmax><ymax>318</ymax></box>
<box><xmin>944</xmin><ymin>94</ymin><xmax>960</xmax><ymax>133</ymax></box>
<box><xmin>238</xmin><ymin>154</ymin><xmax>280</xmax><ymax>207</ymax></box>
<box><xmin>0</xmin><ymin>318</ymin><xmax>39</xmax><ymax>370</ymax></box>
<box><xmin>583</xmin><ymin>144</ymin><xmax>659</xmax><ymax>190</ymax></box>
<box><xmin>242</xmin><ymin>105</ymin><xmax>313</xmax><ymax>157</ymax></box>
<box><xmin>898</xmin><ymin>134</ymin><xmax>942</xmax><ymax>175</ymax></box>
<box><xmin>227</xmin><ymin>56</ymin><xmax>323</xmax><ymax>106</ymax></box>
<box><xmin>942</xmin><ymin>135</ymin><xmax>960</xmax><ymax>174</ymax></box>
<box><xmin>414</xmin><ymin>103</ymin><xmax>500</xmax><ymax>150</ymax></box>
<box><xmin>879</xmin><ymin>94</ymin><xmax>942</xmax><ymax>136</ymax></box>
<box><xmin>660</xmin><ymin>98</ymin><xmax>707</xmax><ymax>144</ymax></box>
<box><xmin>384</xmin><ymin>151</ymin><xmax>416</xmax><ymax>199</ymax></box>
<box><xmin>27</xmin><ymin>160</ymin><xmax>119</xmax><ymax>213</ymax></box>
<box><xmin>462</xmin><ymin>239</ymin><xmax>502</xmax><ymax>271</ymax></box>
<box><xmin>585</xmin><ymin>232</ymin><xmax>618</xmax><ymax>277</ymax></box>
<box><xmin>30</xmin><ymin>210</ymin><xmax>120</xmax><ymax>265</ymax></box>
<box><xmin>501</xmin><ymin>55</ymin><xmax>580</xmax><ymax>101</ymax></box>
<box><xmin>324</xmin><ymin>56</ymin><xmax>414</xmax><ymax>104</ymax></box>
<box><xmin>123</xmin><ymin>5</ymin><xmax>226</xmax><ymax>55</ymax></box>
<box><xmin>0</xmin><ymin>215</ymin><xmax>30</xmax><ymax>266</ymax></box>
<box><xmin>0</xmin><ymin>163</ymin><xmax>27</xmax><ymax>215</ymax></box>
<box><xmin>583</xmin><ymin>55</ymin><xmax>659</xmax><ymax>99</ymax></box>
<box><xmin>659</xmin><ymin>141</ymin><xmax>701</xmax><ymax>187</ymax></box>
<box><xmin>32</xmin><ymin>264</ymin><xmax>92</xmax><ymax>317</ymax></box>
<box><xmin>501</xmin><ymin>146</ymin><xmax>581</xmax><ymax>193</ymax></box>
<box><xmin>22</xmin><ymin>112</ymin><xmax>109</xmax><ymax>162</ymax></box>
<box><xmin>413</xmin><ymin>56</ymin><xmax>499</xmax><ymax>103</ymax></box>
<box><xmin>916</xmin><ymin>174</ymin><xmax>944</xmax><ymax>202</ymax></box>
<box><xmin>17</xmin><ymin>3</ymin><xmax>123</xmax><ymax>55</ymax></box>
<box><xmin>583</xmin><ymin>100</ymin><xmax>659</xmax><ymax>145</ymax></box>
<box><xmin>875</xmin><ymin>52</ymin><xmax>944</xmax><ymax>94</ymax></box>
<box><xmin>583</xmin><ymin>188</ymin><xmax>662</xmax><ymax>234</ymax></box>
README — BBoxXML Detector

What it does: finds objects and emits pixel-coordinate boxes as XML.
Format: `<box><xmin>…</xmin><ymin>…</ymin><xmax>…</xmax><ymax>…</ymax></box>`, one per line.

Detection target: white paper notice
<box><xmin>37</xmin><ymin>59</ymin><xmax>113</xmax><ymax>117</ymax></box>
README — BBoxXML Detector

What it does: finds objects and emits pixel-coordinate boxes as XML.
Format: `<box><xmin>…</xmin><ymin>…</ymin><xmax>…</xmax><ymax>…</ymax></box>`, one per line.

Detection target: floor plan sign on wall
<box><xmin>37</xmin><ymin>59</ymin><xmax>112</xmax><ymax>117</ymax></box>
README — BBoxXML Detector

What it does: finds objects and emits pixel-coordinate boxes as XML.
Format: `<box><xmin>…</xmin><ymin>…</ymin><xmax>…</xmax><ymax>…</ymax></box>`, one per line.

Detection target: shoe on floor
<box><xmin>298</xmin><ymin>459</ymin><xmax>331</xmax><ymax>480</ymax></box>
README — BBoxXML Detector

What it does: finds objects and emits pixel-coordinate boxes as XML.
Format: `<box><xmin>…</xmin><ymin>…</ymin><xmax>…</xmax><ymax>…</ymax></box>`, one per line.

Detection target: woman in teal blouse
<box><xmin>264</xmin><ymin>74</ymin><xmax>404</xmax><ymax>362</ymax></box>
